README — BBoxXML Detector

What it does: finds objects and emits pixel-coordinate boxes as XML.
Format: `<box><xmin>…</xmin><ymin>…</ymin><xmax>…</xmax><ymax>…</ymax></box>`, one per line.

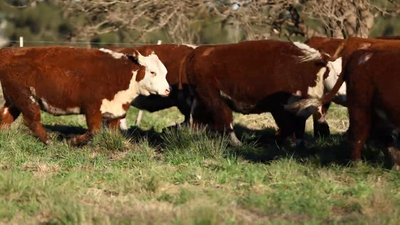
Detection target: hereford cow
<box><xmin>0</xmin><ymin>46</ymin><xmax>170</xmax><ymax>146</ymax></box>
<box><xmin>289</xmin><ymin>49</ymin><xmax>400</xmax><ymax>168</ymax></box>
<box><xmin>185</xmin><ymin>39</ymin><xmax>336</xmax><ymax>146</ymax></box>
<box><xmin>108</xmin><ymin>44</ymin><xmax>196</xmax><ymax>131</ymax></box>
<box><xmin>301</xmin><ymin>36</ymin><xmax>400</xmax><ymax>138</ymax></box>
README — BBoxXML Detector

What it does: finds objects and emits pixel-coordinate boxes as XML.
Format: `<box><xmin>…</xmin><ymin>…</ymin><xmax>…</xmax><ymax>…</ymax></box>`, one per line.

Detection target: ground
<box><xmin>1</xmin><ymin>101</ymin><xmax>400</xmax><ymax>224</ymax></box>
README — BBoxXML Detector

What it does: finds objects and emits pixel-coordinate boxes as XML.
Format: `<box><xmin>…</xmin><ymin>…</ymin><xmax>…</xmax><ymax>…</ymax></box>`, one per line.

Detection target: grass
<box><xmin>0</xmin><ymin>103</ymin><xmax>400</xmax><ymax>224</ymax></box>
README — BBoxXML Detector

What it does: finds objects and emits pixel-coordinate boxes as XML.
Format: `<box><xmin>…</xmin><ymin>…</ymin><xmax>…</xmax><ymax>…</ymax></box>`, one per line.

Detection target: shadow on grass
<box><xmin>41</xmin><ymin>123</ymin><xmax>387</xmax><ymax>169</ymax></box>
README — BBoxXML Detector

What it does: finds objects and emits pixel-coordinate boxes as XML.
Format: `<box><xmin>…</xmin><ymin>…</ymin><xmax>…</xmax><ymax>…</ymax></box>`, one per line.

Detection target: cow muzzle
<box><xmin>164</xmin><ymin>86</ymin><xmax>172</xmax><ymax>96</ymax></box>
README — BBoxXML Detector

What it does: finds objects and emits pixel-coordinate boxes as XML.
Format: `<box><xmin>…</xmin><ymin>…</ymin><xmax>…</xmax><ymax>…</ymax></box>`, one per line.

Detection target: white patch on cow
<box><xmin>40</xmin><ymin>98</ymin><xmax>80</xmax><ymax>115</ymax></box>
<box><xmin>119</xmin><ymin>118</ymin><xmax>128</xmax><ymax>131</ymax></box>
<box><xmin>324</xmin><ymin>57</ymin><xmax>346</xmax><ymax>106</ymax></box>
<box><xmin>2</xmin><ymin>107</ymin><xmax>8</xmax><ymax>115</ymax></box>
<box><xmin>189</xmin><ymin>98</ymin><xmax>198</xmax><ymax>125</ymax></box>
<box><xmin>358</xmin><ymin>53</ymin><xmax>373</xmax><ymax>65</ymax></box>
<box><xmin>100</xmin><ymin>71</ymin><xmax>139</xmax><ymax>119</ymax></box>
<box><xmin>293</xmin><ymin>41</ymin><xmax>326</xmax><ymax>62</ymax></box>
<box><xmin>99</xmin><ymin>48</ymin><xmax>126</xmax><ymax>59</ymax></box>
<box><xmin>307</xmin><ymin>67</ymin><xmax>326</xmax><ymax>99</ymax></box>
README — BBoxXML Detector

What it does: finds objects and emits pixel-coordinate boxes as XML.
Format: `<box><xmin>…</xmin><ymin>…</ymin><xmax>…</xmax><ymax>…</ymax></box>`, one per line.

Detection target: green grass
<box><xmin>0</xmin><ymin>105</ymin><xmax>400</xmax><ymax>224</ymax></box>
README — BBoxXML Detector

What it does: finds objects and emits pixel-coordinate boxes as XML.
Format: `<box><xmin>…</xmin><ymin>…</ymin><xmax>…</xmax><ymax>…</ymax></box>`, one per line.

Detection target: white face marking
<box><xmin>2</xmin><ymin>107</ymin><xmax>8</xmax><ymax>115</ymax></box>
<box><xmin>307</xmin><ymin>67</ymin><xmax>325</xmax><ymax>98</ymax></box>
<box><xmin>40</xmin><ymin>98</ymin><xmax>80</xmax><ymax>116</ymax></box>
<box><xmin>135</xmin><ymin>51</ymin><xmax>170</xmax><ymax>96</ymax></box>
<box><xmin>119</xmin><ymin>118</ymin><xmax>128</xmax><ymax>131</ymax></box>
<box><xmin>99</xmin><ymin>48</ymin><xmax>126</xmax><ymax>59</ymax></box>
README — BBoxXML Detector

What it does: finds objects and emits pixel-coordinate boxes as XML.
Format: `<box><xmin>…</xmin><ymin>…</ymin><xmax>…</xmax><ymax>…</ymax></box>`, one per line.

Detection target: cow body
<box><xmin>336</xmin><ymin>49</ymin><xmax>400</xmax><ymax>167</ymax></box>
<box><xmin>186</xmin><ymin>39</ymin><xmax>332</xmax><ymax>145</ymax></box>
<box><xmin>0</xmin><ymin>46</ymin><xmax>170</xmax><ymax>145</ymax></box>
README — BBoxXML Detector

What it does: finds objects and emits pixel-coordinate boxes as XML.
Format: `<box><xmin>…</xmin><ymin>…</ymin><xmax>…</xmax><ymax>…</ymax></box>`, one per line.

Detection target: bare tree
<box><xmin>53</xmin><ymin>0</ymin><xmax>399</xmax><ymax>44</ymax></box>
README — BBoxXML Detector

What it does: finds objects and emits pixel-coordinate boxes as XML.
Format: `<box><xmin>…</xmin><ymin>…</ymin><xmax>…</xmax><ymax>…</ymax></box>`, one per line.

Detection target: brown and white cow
<box><xmin>302</xmin><ymin>36</ymin><xmax>400</xmax><ymax>138</ymax></box>
<box><xmin>185</xmin><ymin>39</ymin><xmax>336</xmax><ymax>146</ymax></box>
<box><xmin>0</xmin><ymin>46</ymin><xmax>170</xmax><ymax>145</ymax></box>
<box><xmin>108</xmin><ymin>44</ymin><xmax>196</xmax><ymax>131</ymax></box>
<box><xmin>289</xmin><ymin>48</ymin><xmax>400</xmax><ymax>168</ymax></box>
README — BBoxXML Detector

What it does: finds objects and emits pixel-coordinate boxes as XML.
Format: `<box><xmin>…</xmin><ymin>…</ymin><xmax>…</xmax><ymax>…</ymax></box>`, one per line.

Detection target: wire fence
<box><xmin>5</xmin><ymin>39</ymin><xmax>193</xmax><ymax>48</ymax></box>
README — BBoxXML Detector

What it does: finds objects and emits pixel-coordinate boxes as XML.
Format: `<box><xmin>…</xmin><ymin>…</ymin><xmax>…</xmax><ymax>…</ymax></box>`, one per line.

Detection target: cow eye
<box><xmin>150</xmin><ymin>71</ymin><xmax>156</xmax><ymax>76</ymax></box>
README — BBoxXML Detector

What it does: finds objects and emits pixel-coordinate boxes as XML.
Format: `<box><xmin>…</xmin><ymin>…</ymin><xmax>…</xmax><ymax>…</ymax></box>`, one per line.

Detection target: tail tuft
<box><xmin>284</xmin><ymin>98</ymin><xmax>322</xmax><ymax>118</ymax></box>
<box><xmin>293</xmin><ymin>41</ymin><xmax>324</xmax><ymax>63</ymax></box>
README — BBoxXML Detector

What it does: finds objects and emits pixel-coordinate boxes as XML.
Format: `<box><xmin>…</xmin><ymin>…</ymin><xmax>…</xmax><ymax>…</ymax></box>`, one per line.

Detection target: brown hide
<box><xmin>186</xmin><ymin>39</ymin><xmax>330</xmax><ymax>144</ymax></box>
<box><xmin>340</xmin><ymin>49</ymin><xmax>400</xmax><ymax>166</ymax></box>
<box><xmin>112</xmin><ymin>44</ymin><xmax>195</xmax><ymax>120</ymax></box>
<box><xmin>0</xmin><ymin>46</ymin><xmax>155</xmax><ymax>145</ymax></box>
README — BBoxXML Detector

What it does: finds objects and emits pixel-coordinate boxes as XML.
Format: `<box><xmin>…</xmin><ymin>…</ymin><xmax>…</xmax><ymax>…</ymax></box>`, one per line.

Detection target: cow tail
<box><xmin>284</xmin><ymin>40</ymin><xmax>348</xmax><ymax>118</ymax></box>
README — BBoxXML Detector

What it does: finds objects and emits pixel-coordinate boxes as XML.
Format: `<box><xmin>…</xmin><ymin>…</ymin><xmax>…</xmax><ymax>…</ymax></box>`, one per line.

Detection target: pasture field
<box><xmin>1</xmin><ymin>103</ymin><xmax>400</xmax><ymax>224</ymax></box>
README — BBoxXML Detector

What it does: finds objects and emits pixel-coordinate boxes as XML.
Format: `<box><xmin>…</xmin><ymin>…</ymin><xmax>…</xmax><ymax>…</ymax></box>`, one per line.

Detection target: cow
<box><xmin>107</xmin><ymin>44</ymin><xmax>197</xmax><ymax>131</ymax></box>
<box><xmin>287</xmin><ymin>48</ymin><xmax>400</xmax><ymax>168</ymax></box>
<box><xmin>0</xmin><ymin>46</ymin><xmax>170</xmax><ymax>146</ymax></box>
<box><xmin>301</xmin><ymin>36</ymin><xmax>400</xmax><ymax>138</ymax></box>
<box><xmin>184</xmin><ymin>39</ymin><xmax>338</xmax><ymax>147</ymax></box>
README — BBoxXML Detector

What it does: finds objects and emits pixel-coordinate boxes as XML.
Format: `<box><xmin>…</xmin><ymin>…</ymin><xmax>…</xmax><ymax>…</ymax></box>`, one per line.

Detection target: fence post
<box><xmin>19</xmin><ymin>36</ymin><xmax>23</xmax><ymax>47</ymax></box>
<box><xmin>135</xmin><ymin>40</ymin><xmax>163</xmax><ymax>126</ymax></box>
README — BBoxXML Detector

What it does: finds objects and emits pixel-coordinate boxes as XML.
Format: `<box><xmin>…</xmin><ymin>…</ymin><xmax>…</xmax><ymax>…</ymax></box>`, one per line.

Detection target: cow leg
<box><xmin>192</xmin><ymin>90</ymin><xmax>242</xmax><ymax>146</ymax></box>
<box><xmin>313</xmin><ymin>102</ymin><xmax>331</xmax><ymax>138</ymax></box>
<box><xmin>270</xmin><ymin>110</ymin><xmax>295</xmax><ymax>145</ymax></box>
<box><xmin>0</xmin><ymin>101</ymin><xmax>21</xmax><ymax>128</ymax></box>
<box><xmin>347</xmin><ymin>106</ymin><xmax>371</xmax><ymax>161</ymax></box>
<box><xmin>17</xmin><ymin>99</ymin><xmax>50</xmax><ymax>145</ymax></box>
<box><xmin>70</xmin><ymin>110</ymin><xmax>102</xmax><ymax>146</ymax></box>
<box><xmin>1</xmin><ymin>86</ymin><xmax>50</xmax><ymax>144</ymax></box>
<box><xmin>294</xmin><ymin>117</ymin><xmax>307</xmax><ymax>148</ymax></box>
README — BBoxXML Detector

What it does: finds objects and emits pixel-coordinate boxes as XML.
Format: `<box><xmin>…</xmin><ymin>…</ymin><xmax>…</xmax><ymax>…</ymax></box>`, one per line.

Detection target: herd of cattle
<box><xmin>1</xmin><ymin>35</ymin><xmax>400</xmax><ymax>168</ymax></box>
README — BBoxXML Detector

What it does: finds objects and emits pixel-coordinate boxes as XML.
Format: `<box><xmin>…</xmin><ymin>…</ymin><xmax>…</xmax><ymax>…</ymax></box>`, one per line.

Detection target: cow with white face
<box><xmin>132</xmin><ymin>50</ymin><xmax>171</xmax><ymax>96</ymax></box>
<box><xmin>0</xmin><ymin>46</ymin><xmax>170</xmax><ymax>146</ymax></box>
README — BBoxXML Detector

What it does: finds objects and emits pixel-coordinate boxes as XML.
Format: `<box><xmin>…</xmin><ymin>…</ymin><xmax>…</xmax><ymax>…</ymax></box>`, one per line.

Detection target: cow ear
<box><xmin>131</xmin><ymin>50</ymin><xmax>145</xmax><ymax>65</ymax></box>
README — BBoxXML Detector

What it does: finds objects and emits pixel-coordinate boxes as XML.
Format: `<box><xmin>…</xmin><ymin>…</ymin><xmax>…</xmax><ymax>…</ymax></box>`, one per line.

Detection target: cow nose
<box><xmin>165</xmin><ymin>88</ymin><xmax>170</xmax><ymax>96</ymax></box>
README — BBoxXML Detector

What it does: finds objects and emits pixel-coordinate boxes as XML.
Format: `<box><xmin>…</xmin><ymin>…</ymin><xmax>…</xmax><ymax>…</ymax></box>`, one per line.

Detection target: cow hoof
<box><xmin>229</xmin><ymin>132</ymin><xmax>243</xmax><ymax>147</ymax></box>
<box><xmin>69</xmin><ymin>137</ymin><xmax>85</xmax><ymax>147</ymax></box>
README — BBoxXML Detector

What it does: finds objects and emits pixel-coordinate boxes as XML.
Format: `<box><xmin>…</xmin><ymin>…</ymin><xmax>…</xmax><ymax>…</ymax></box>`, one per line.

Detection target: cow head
<box><xmin>132</xmin><ymin>50</ymin><xmax>171</xmax><ymax>97</ymax></box>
